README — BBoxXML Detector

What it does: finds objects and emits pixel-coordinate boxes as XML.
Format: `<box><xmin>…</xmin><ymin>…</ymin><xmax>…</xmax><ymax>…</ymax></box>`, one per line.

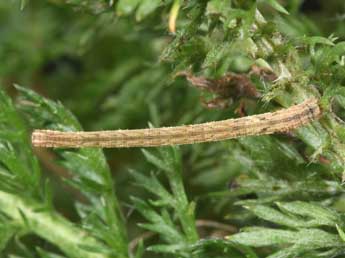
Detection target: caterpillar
<box><xmin>31</xmin><ymin>98</ymin><xmax>321</xmax><ymax>148</ymax></box>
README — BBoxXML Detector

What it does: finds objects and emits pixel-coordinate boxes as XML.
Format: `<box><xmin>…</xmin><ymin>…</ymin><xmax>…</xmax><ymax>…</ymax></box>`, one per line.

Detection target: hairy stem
<box><xmin>0</xmin><ymin>191</ymin><xmax>111</xmax><ymax>258</ymax></box>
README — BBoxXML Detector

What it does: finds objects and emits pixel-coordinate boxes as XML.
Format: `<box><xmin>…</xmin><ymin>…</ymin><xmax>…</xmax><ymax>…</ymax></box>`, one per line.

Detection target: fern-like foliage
<box><xmin>16</xmin><ymin>86</ymin><xmax>129</xmax><ymax>258</ymax></box>
<box><xmin>0</xmin><ymin>86</ymin><xmax>129</xmax><ymax>257</ymax></box>
<box><xmin>2</xmin><ymin>0</ymin><xmax>345</xmax><ymax>258</ymax></box>
<box><xmin>191</xmin><ymin>201</ymin><xmax>345</xmax><ymax>258</ymax></box>
<box><xmin>130</xmin><ymin>147</ymin><xmax>198</xmax><ymax>256</ymax></box>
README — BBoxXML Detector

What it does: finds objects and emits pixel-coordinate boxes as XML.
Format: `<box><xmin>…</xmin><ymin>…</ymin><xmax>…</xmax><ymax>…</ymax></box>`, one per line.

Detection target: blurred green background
<box><xmin>2</xmin><ymin>0</ymin><xmax>345</xmax><ymax>255</ymax></box>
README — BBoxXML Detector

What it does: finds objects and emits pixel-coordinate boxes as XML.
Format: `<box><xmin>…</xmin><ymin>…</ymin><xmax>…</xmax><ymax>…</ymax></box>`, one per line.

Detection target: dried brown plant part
<box><xmin>176</xmin><ymin>69</ymin><xmax>265</xmax><ymax>113</ymax></box>
<box><xmin>224</xmin><ymin>73</ymin><xmax>261</xmax><ymax>99</ymax></box>
<box><xmin>176</xmin><ymin>71</ymin><xmax>261</xmax><ymax>99</ymax></box>
<box><xmin>250</xmin><ymin>64</ymin><xmax>278</xmax><ymax>81</ymax></box>
<box><xmin>196</xmin><ymin>219</ymin><xmax>237</xmax><ymax>234</ymax></box>
<box><xmin>319</xmin><ymin>155</ymin><xmax>331</xmax><ymax>165</ymax></box>
<box><xmin>32</xmin><ymin>98</ymin><xmax>321</xmax><ymax>148</ymax></box>
<box><xmin>234</xmin><ymin>100</ymin><xmax>247</xmax><ymax>117</ymax></box>
<box><xmin>200</xmin><ymin>96</ymin><xmax>232</xmax><ymax>110</ymax></box>
<box><xmin>176</xmin><ymin>71</ymin><xmax>215</xmax><ymax>91</ymax></box>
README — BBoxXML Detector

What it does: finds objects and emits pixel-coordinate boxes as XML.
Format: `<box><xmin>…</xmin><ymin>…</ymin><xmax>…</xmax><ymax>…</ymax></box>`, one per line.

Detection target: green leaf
<box><xmin>336</xmin><ymin>224</ymin><xmax>345</xmax><ymax>243</ymax></box>
<box><xmin>131</xmin><ymin>197</ymin><xmax>184</xmax><ymax>244</ymax></box>
<box><xmin>228</xmin><ymin>228</ymin><xmax>296</xmax><ymax>247</ymax></box>
<box><xmin>130</xmin><ymin>170</ymin><xmax>174</xmax><ymax>206</ymax></box>
<box><xmin>20</xmin><ymin>0</ymin><xmax>27</xmax><ymax>10</ymax></box>
<box><xmin>117</xmin><ymin>0</ymin><xmax>141</xmax><ymax>15</ymax></box>
<box><xmin>147</xmin><ymin>244</ymin><xmax>187</xmax><ymax>253</ymax></box>
<box><xmin>244</xmin><ymin>205</ymin><xmax>307</xmax><ymax>228</ymax></box>
<box><xmin>16</xmin><ymin>87</ymin><xmax>128</xmax><ymax>257</ymax></box>
<box><xmin>37</xmin><ymin>248</ymin><xmax>67</xmax><ymax>258</ymax></box>
<box><xmin>228</xmin><ymin>228</ymin><xmax>342</xmax><ymax>249</ymax></box>
<box><xmin>136</xmin><ymin>0</ymin><xmax>162</xmax><ymax>21</ymax></box>
<box><xmin>0</xmin><ymin>223</ymin><xmax>18</xmax><ymax>251</ymax></box>
<box><xmin>141</xmin><ymin>149</ymin><xmax>169</xmax><ymax>173</ymax></box>
<box><xmin>262</xmin><ymin>0</ymin><xmax>289</xmax><ymax>15</ymax></box>
<box><xmin>276</xmin><ymin>201</ymin><xmax>340</xmax><ymax>227</ymax></box>
<box><xmin>300</xmin><ymin>36</ymin><xmax>335</xmax><ymax>47</ymax></box>
<box><xmin>132</xmin><ymin>146</ymin><xmax>198</xmax><ymax>254</ymax></box>
<box><xmin>245</xmin><ymin>203</ymin><xmax>342</xmax><ymax>228</ymax></box>
<box><xmin>266</xmin><ymin>247</ymin><xmax>303</xmax><ymax>258</ymax></box>
<box><xmin>0</xmin><ymin>88</ymin><xmax>41</xmax><ymax>197</ymax></box>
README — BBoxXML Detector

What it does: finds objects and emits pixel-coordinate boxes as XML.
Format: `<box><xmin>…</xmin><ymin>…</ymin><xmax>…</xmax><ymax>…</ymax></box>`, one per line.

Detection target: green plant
<box><xmin>2</xmin><ymin>0</ymin><xmax>345</xmax><ymax>257</ymax></box>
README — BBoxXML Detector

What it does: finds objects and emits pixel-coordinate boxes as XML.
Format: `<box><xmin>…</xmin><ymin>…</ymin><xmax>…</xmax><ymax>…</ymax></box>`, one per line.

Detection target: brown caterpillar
<box><xmin>31</xmin><ymin>98</ymin><xmax>321</xmax><ymax>148</ymax></box>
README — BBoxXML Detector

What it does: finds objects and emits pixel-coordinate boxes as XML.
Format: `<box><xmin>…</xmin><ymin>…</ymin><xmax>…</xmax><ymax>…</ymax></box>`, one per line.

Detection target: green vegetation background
<box><xmin>1</xmin><ymin>0</ymin><xmax>345</xmax><ymax>257</ymax></box>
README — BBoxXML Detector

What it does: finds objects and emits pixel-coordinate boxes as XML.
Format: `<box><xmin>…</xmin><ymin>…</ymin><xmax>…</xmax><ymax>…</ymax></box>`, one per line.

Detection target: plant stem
<box><xmin>0</xmin><ymin>191</ymin><xmax>112</xmax><ymax>258</ymax></box>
